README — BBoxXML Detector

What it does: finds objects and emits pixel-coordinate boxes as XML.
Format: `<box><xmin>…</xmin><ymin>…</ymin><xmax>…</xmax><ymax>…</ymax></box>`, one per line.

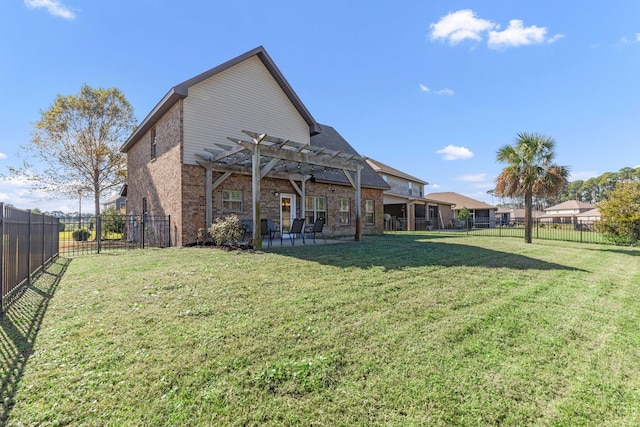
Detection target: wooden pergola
<box><xmin>195</xmin><ymin>130</ymin><xmax>367</xmax><ymax>249</ymax></box>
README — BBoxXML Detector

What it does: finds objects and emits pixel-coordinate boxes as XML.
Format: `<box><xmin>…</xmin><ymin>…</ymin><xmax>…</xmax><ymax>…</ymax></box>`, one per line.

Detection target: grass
<box><xmin>4</xmin><ymin>233</ymin><xmax>640</xmax><ymax>426</ymax></box>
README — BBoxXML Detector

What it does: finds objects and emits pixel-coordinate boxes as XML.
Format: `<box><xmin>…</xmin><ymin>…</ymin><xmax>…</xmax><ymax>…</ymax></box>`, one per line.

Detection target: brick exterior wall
<box><xmin>126</xmin><ymin>100</ymin><xmax>184</xmax><ymax>245</ymax></box>
<box><xmin>205</xmin><ymin>173</ymin><xmax>385</xmax><ymax>239</ymax></box>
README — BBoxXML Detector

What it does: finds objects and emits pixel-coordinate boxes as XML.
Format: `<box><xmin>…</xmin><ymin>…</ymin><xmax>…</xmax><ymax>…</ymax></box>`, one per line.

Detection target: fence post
<box><xmin>168</xmin><ymin>215</ymin><xmax>171</xmax><ymax>247</ymax></box>
<box><xmin>141</xmin><ymin>215</ymin><xmax>146</xmax><ymax>249</ymax></box>
<box><xmin>42</xmin><ymin>212</ymin><xmax>46</xmax><ymax>266</ymax></box>
<box><xmin>0</xmin><ymin>202</ymin><xmax>4</xmax><ymax>311</ymax></box>
<box><xmin>27</xmin><ymin>210</ymin><xmax>32</xmax><ymax>286</ymax></box>
<box><xmin>97</xmin><ymin>216</ymin><xmax>102</xmax><ymax>254</ymax></box>
<box><xmin>579</xmin><ymin>219</ymin><xmax>583</xmax><ymax>243</ymax></box>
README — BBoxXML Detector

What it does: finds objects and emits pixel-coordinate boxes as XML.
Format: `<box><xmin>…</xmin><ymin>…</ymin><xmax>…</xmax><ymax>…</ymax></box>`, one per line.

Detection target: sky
<box><xmin>1</xmin><ymin>0</ymin><xmax>639</xmax><ymax>212</ymax></box>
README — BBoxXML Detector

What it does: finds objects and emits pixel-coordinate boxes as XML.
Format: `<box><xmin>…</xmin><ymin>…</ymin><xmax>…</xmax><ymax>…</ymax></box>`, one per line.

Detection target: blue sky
<box><xmin>1</xmin><ymin>0</ymin><xmax>639</xmax><ymax>212</ymax></box>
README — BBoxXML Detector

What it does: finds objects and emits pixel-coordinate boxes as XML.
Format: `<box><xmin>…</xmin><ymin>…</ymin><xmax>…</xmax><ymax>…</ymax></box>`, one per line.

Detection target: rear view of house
<box><xmin>120</xmin><ymin>46</ymin><xmax>388</xmax><ymax>246</ymax></box>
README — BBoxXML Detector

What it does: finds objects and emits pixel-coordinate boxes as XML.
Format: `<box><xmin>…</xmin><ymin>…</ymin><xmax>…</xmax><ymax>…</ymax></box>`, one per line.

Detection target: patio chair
<box><xmin>288</xmin><ymin>218</ymin><xmax>305</xmax><ymax>245</ymax></box>
<box><xmin>241</xmin><ymin>219</ymin><xmax>253</xmax><ymax>241</ymax></box>
<box><xmin>260</xmin><ymin>218</ymin><xmax>277</xmax><ymax>247</ymax></box>
<box><xmin>267</xmin><ymin>219</ymin><xmax>281</xmax><ymax>245</ymax></box>
<box><xmin>305</xmin><ymin>217</ymin><xmax>326</xmax><ymax>244</ymax></box>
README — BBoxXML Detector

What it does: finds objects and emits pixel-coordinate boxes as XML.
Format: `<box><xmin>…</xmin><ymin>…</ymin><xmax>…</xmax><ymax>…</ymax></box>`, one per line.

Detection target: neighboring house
<box><xmin>425</xmin><ymin>192</ymin><xmax>498</xmax><ymax>228</ymax></box>
<box><xmin>509</xmin><ymin>208</ymin><xmax>545</xmax><ymax>223</ymax></box>
<box><xmin>496</xmin><ymin>207</ymin><xmax>510</xmax><ymax>225</ymax></box>
<box><xmin>102</xmin><ymin>194</ymin><xmax>126</xmax><ymax>213</ymax></box>
<box><xmin>120</xmin><ymin>46</ymin><xmax>389</xmax><ymax>246</ymax></box>
<box><xmin>575</xmin><ymin>208</ymin><xmax>601</xmax><ymax>222</ymax></box>
<box><xmin>366</xmin><ymin>158</ymin><xmax>453</xmax><ymax>230</ymax></box>
<box><xmin>540</xmin><ymin>200</ymin><xmax>596</xmax><ymax>224</ymax></box>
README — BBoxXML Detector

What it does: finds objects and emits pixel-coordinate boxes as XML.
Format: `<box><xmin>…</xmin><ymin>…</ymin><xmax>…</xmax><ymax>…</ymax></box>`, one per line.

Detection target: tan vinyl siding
<box><xmin>183</xmin><ymin>56</ymin><xmax>310</xmax><ymax>165</ymax></box>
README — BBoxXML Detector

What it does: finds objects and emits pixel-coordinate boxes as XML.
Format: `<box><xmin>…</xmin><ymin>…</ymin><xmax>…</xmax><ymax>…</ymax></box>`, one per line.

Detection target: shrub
<box><xmin>101</xmin><ymin>207</ymin><xmax>125</xmax><ymax>238</ymax></box>
<box><xmin>72</xmin><ymin>228</ymin><xmax>90</xmax><ymax>241</ymax></box>
<box><xmin>59</xmin><ymin>221</ymin><xmax>66</xmax><ymax>232</ymax></box>
<box><xmin>208</xmin><ymin>215</ymin><xmax>244</xmax><ymax>247</ymax></box>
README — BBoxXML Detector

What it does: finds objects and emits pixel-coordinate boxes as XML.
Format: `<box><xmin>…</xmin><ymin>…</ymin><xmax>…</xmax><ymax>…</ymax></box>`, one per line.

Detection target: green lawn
<box><xmin>4</xmin><ymin>234</ymin><xmax>640</xmax><ymax>426</ymax></box>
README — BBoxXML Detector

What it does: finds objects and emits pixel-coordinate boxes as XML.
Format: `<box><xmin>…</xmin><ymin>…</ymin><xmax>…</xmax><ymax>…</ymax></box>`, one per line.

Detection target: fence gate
<box><xmin>59</xmin><ymin>214</ymin><xmax>171</xmax><ymax>256</ymax></box>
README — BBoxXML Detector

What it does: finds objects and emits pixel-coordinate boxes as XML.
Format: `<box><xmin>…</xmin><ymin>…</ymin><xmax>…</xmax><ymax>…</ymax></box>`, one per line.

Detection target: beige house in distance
<box><xmin>120</xmin><ymin>46</ymin><xmax>389</xmax><ymax>247</ymax></box>
<box><xmin>366</xmin><ymin>158</ymin><xmax>453</xmax><ymax>230</ymax></box>
<box><xmin>426</xmin><ymin>192</ymin><xmax>498</xmax><ymax>228</ymax></box>
<box><xmin>540</xmin><ymin>200</ymin><xmax>597</xmax><ymax>224</ymax></box>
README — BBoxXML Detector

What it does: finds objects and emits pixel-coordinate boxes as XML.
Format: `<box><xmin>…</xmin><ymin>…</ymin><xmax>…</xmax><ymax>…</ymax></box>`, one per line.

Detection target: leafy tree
<box><xmin>495</xmin><ymin>132</ymin><xmax>569</xmax><ymax>243</ymax></box>
<box><xmin>11</xmin><ymin>84</ymin><xmax>136</xmax><ymax>216</ymax></box>
<box><xmin>596</xmin><ymin>180</ymin><xmax>640</xmax><ymax>244</ymax></box>
<box><xmin>457</xmin><ymin>207</ymin><xmax>473</xmax><ymax>229</ymax></box>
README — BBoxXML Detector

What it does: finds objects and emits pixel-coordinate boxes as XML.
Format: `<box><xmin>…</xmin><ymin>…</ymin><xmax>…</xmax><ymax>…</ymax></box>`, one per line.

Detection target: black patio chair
<box><xmin>260</xmin><ymin>218</ymin><xmax>277</xmax><ymax>247</ymax></box>
<box><xmin>305</xmin><ymin>217</ymin><xmax>326</xmax><ymax>244</ymax></box>
<box><xmin>288</xmin><ymin>218</ymin><xmax>305</xmax><ymax>245</ymax></box>
<box><xmin>241</xmin><ymin>219</ymin><xmax>253</xmax><ymax>241</ymax></box>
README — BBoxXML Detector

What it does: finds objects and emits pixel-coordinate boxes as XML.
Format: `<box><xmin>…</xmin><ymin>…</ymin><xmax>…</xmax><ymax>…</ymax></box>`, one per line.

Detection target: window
<box><xmin>365</xmin><ymin>199</ymin><xmax>375</xmax><ymax>225</ymax></box>
<box><xmin>382</xmin><ymin>175</ymin><xmax>388</xmax><ymax>182</ymax></box>
<box><xmin>151</xmin><ymin>128</ymin><xmax>157</xmax><ymax>160</ymax></box>
<box><xmin>408</xmin><ymin>182</ymin><xmax>413</xmax><ymax>196</ymax></box>
<box><xmin>305</xmin><ymin>196</ymin><xmax>327</xmax><ymax>225</ymax></box>
<box><xmin>222</xmin><ymin>190</ymin><xmax>242</xmax><ymax>211</ymax></box>
<box><xmin>339</xmin><ymin>198</ymin><xmax>350</xmax><ymax>225</ymax></box>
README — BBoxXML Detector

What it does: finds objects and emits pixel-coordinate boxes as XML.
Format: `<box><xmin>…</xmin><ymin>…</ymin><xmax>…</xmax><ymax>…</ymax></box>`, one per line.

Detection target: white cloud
<box><xmin>0</xmin><ymin>175</ymin><xmax>80</xmax><ymax>212</ymax></box>
<box><xmin>436</xmin><ymin>145</ymin><xmax>473</xmax><ymax>160</ymax></box>
<box><xmin>546</xmin><ymin>34</ymin><xmax>565</xmax><ymax>44</ymax></box>
<box><xmin>430</xmin><ymin>10</ymin><xmax>562</xmax><ymax>49</ymax></box>
<box><xmin>456</xmin><ymin>173</ymin><xmax>487</xmax><ymax>182</ymax></box>
<box><xmin>24</xmin><ymin>0</ymin><xmax>75</xmax><ymax>19</ymax></box>
<box><xmin>435</xmin><ymin>88</ymin><xmax>454</xmax><ymax>95</ymax></box>
<box><xmin>488</xmin><ymin>19</ymin><xmax>561</xmax><ymax>49</ymax></box>
<box><xmin>621</xmin><ymin>34</ymin><xmax>640</xmax><ymax>45</ymax></box>
<box><xmin>430</xmin><ymin>9</ymin><xmax>495</xmax><ymax>45</ymax></box>
<box><xmin>0</xmin><ymin>152</ymin><xmax>7</xmax><ymax>159</ymax></box>
<box><xmin>430</xmin><ymin>183</ymin><xmax>441</xmax><ymax>189</ymax></box>
<box><xmin>420</xmin><ymin>84</ymin><xmax>453</xmax><ymax>95</ymax></box>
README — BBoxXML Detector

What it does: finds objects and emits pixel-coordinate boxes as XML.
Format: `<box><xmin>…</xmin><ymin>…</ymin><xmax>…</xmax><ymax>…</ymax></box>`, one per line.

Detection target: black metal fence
<box><xmin>439</xmin><ymin>218</ymin><xmax>639</xmax><ymax>246</ymax></box>
<box><xmin>59</xmin><ymin>214</ymin><xmax>171</xmax><ymax>256</ymax></box>
<box><xmin>0</xmin><ymin>203</ymin><xmax>60</xmax><ymax>312</ymax></box>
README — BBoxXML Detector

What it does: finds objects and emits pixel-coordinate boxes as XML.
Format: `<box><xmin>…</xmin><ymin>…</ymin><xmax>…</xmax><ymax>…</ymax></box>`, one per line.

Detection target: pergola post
<box><xmin>252</xmin><ymin>144</ymin><xmax>262</xmax><ymax>250</ymax></box>
<box><xmin>205</xmin><ymin>167</ymin><xmax>212</xmax><ymax>230</ymax></box>
<box><xmin>355</xmin><ymin>165</ymin><xmax>362</xmax><ymax>242</ymax></box>
<box><xmin>301</xmin><ymin>177</ymin><xmax>306</xmax><ymax>221</ymax></box>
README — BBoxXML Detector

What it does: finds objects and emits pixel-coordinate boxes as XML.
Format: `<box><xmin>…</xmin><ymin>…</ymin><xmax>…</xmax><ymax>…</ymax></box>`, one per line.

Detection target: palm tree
<box><xmin>495</xmin><ymin>132</ymin><xmax>569</xmax><ymax>243</ymax></box>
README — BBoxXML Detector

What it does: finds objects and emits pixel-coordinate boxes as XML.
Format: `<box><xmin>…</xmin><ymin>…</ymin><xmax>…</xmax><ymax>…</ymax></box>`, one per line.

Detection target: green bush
<box><xmin>72</xmin><ymin>228</ymin><xmax>90</xmax><ymax>241</ymax></box>
<box><xmin>59</xmin><ymin>221</ymin><xmax>66</xmax><ymax>232</ymax></box>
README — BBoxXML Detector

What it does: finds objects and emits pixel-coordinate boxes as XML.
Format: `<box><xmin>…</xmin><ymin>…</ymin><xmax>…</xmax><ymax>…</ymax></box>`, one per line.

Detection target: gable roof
<box><xmin>366</xmin><ymin>158</ymin><xmax>428</xmax><ymax>185</ymax></box>
<box><xmin>425</xmin><ymin>192</ymin><xmax>497</xmax><ymax>211</ymax></box>
<box><xmin>121</xmin><ymin>46</ymin><xmax>320</xmax><ymax>153</ymax></box>
<box><xmin>545</xmin><ymin>200</ymin><xmax>595</xmax><ymax>211</ymax></box>
<box><xmin>576</xmin><ymin>208</ymin><xmax>601</xmax><ymax>218</ymax></box>
<box><xmin>309</xmin><ymin>125</ymin><xmax>390</xmax><ymax>190</ymax></box>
